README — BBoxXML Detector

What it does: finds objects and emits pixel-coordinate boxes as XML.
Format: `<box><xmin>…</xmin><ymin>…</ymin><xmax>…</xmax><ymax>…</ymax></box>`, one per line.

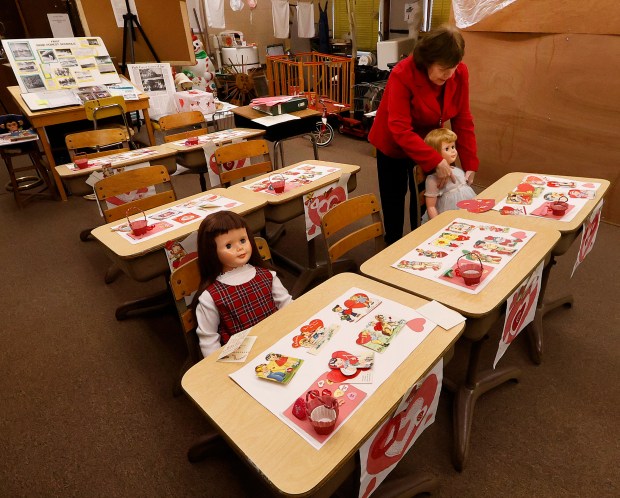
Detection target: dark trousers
<box><xmin>376</xmin><ymin>149</ymin><xmax>424</xmax><ymax>245</ymax></box>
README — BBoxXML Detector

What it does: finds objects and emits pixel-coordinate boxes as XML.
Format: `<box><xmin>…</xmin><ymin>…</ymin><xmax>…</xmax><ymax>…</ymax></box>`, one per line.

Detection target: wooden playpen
<box><xmin>265</xmin><ymin>52</ymin><xmax>355</xmax><ymax>110</ymax></box>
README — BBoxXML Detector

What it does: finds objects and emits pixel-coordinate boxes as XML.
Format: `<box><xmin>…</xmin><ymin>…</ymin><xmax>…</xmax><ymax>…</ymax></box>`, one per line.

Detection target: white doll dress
<box><xmin>422</xmin><ymin>167</ymin><xmax>476</xmax><ymax>223</ymax></box>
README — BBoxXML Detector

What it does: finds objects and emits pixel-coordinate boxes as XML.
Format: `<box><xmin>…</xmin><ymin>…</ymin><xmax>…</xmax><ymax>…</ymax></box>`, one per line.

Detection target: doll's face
<box><xmin>439</xmin><ymin>141</ymin><xmax>458</xmax><ymax>164</ymax></box>
<box><xmin>215</xmin><ymin>227</ymin><xmax>251</xmax><ymax>273</ymax></box>
<box><xmin>6</xmin><ymin>121</ymin><xmax>21</xmax><ymax>132</ymax></box>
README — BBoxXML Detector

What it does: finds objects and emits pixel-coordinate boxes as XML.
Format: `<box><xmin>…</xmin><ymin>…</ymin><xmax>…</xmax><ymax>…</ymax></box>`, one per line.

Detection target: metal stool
<box><xmin>1</xmin><ymin>142</ymin><xmax>55</xmax><ymax>208</ymax></box>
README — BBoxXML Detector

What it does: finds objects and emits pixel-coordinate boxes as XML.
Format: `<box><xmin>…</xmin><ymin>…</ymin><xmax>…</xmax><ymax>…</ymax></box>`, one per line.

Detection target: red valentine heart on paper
<box><xmin>457</xmin><ymin>198</ymin><xmax>495</xmax><ymax>213</ymax></box>
<box><xmin>292</xmin><ymin>397</ymin><xmax>306</xmax><ymax>419</ymax></box>
<box><xmin>524</xmin><ymin>176</ymin><xmax>544</xmax><ymax>185</ymax></box>
<box><xmin>224</xmin><ymin>202</ymin><xmax>237</xmax><ymax>208</ymax></box>
<box><xmin>516</xmin><ymin>183</ymin><xmax>535</xmax><ymax>193</ymax></box>
<box><xmin>300</xmin><ymin>319</ymin><xmax>324</xmax><ymax>334</ymax></box>
<box><xmin>511</xmin><ymin>231</ymin><xmax>527</xmax><ymax>240</ymax></box>
<box><xmin>344</xmin><ymin>293</ymin><xmax>370</xmax><ymax>309</ymax></box>
<box><xmin>406</xmin><ymin>318</ymin><xmax>427</xmax><ymax>332</ymax></box>
<box><xmin>582</xmin><ymin>183</ymin><xmax>595</xmax><ymax>188</ymax></box>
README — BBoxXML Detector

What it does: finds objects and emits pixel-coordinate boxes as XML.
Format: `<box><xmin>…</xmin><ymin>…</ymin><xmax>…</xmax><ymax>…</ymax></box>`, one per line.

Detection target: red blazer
<box><xmin>368</xmin><ymin>55</ymin><xmax>479</xmax><ymax>174</ymax></box>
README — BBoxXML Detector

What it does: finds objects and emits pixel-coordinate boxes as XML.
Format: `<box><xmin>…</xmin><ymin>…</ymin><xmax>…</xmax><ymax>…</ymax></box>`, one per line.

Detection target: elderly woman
<box><xmin>368</xmin><ymin>25</ymin><xmax>479</xmax><ymax>245</ymax></box>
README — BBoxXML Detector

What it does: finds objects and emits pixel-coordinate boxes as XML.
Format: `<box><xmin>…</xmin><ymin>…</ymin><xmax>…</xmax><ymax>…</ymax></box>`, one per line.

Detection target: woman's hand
<box><xmin>465</xmin><ymin>170</ymin><xmax>475</xmax><ymax>185</ymax></box>
<box><xmin>435</xmin><ymin>159</ymin><xmax>455</xmax><ymax>189</ymax></box>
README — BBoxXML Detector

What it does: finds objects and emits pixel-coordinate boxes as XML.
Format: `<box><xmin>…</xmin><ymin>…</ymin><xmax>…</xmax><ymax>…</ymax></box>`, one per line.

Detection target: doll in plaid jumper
<box><xmin>193</xmin><ymin>211</ymin><xmax>292</xmax><ymax>357</ymax></box>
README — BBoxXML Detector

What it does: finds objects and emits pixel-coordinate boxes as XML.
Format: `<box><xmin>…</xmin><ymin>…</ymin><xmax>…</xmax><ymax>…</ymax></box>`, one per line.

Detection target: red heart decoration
<box><xmin>224</xmin><ymin>202</ymin><xmax>236</xmax><ymax>207</ymax></box>
<box><xmin>511</xmin><ymin>231</ymin><xmax>527</xmax><ymax>240</ymax></box>
<box><xmin>292</xmin><ymin>397</ymin><xmax>306</xmax><ymax>420</ymax></box>
<box><xmin>457</xmin><ymin>198</ymin><xmax>495</xmax><ymax>213</ymax></box>
<box><xmin>300</xmin><ymin>319</ymin><xmax>323</xmax><ymax>334</ymax></box>
<box><xmin>516</xmin><ymin>183</ymin><xmax>535</xmax><ymax>193</ymax></box>
<box><xmin>343</xmin><ymin>293</ymin><xmax>370</xmax><ymax>309</ymax></box>
<box><xmin>582</xmin><ymin>183</ymin><xmax>595</xmax><ymax>188</ymax></box>
<box><xmin>406</xmin><ymin>318</ymin><xmax>427</xmax><ymax>332</ymax></box>
<box><xmin>524</xmin><ymin>176</ymin><xmax>544</xmax><ymax>185</ymax></box>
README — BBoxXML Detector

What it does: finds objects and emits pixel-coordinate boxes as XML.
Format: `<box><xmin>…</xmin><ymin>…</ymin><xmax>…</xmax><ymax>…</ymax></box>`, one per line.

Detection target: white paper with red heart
<box><xmin>493</xmin><ymin>175</ymin><xmax>601</xmax><ymax>222</ymax></box>
<box><xmin>571</xmin><ymin>200</ymin><xmax>603</xmax><ymax>278</ymax></box>
<box><xmin>358</xmin><ymin>358</ymin><xmax>443</xmax><ymax>498</ymax></box>
<box><xmin>111</xmin><ymin>192</ymin><xmax>243</xmax><ymax>244</ymax></box>
<box><xmin>228</xmin><ymin>287</ymin><xmax>437</xmax><ymax>448</ymax></box>
<box><xmin>165</xmin><ymin>128</ymin><xmax>255</xmax><ymax>150</ymax></box>
<box><xmin>392</xmin><ymin>218</ymin><xmax>536</xmax><ymax>294</ymax></box>
<box><xmin>303</xmin><ymin>174</ymin><xmax>350</xmax><ymax>241</ymax></box>
<box><xmin>494</xmin><ymin>260</ymin><xmax>544</xmax><ymax>368</ymax></box>
<box><xmin>205</xmin><ymin>138</ymin><xmax>248</xmax><ymax>187</ymax></box>
<box><xmin>241</xmin><ymin>163</ymin><xmax>340</xmax><ymax>195</ymax></box>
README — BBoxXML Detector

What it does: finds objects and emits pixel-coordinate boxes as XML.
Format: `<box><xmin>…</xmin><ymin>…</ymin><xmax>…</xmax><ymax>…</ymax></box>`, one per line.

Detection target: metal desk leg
<box><xmin>451</xmin><ymin>313</ymin><xmax>522</xmax><ymax>472</ymax></box>
<box><xmin>526</xmin><ymin>255</ymin><xmax>574</xmax><ymax>365</ymax></box>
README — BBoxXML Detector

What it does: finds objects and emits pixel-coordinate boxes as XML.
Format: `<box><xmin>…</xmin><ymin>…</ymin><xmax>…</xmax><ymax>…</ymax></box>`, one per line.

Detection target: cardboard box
<box><xmin>174</xmin><ymin>90</ymin><xmax>216</xmax><ymax>114</ymax></box>
<box><xmin>252</xmin><ymin>97</ymin><xmax>308</xmax><ymax>116</ymax></box>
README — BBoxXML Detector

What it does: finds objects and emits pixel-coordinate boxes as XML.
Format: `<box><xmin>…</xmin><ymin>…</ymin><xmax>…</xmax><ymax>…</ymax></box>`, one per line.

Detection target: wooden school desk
<box><xmin>360</xmin><ymin>210</ymin><xmax>560</xmax><ymax>471</ymax></box>
<box><xmin>8</xmin><ymin>85</ymin><xmax>157</xmax><ymax>201</ymax></box>
<box><xmin>91</xmin><ymin>188</ymin><xmax>266</xmax><ymax>319</ymax></box>
<box><xmin>55</xmin><ymin>144</ymin><xmax>177</xmax><ymax>196</ymax></box>
<box><xmin>477</xmin><ymin>172</ymin><xmax>610</xmax><ymax>363</ymax></box>
<box><xmin>231</xmin><ymin>105</ymin><xmax>322</xmax><ymax>168</ymax></box>
<box><xmin>228</xmin><ymin>159</ymin><xmax>360</xmax><ymax>298</ymax></box>
<box><xmin>182</xmin><ymin>273</ymin><xmax>465</xmax><ymax>498</ymax></box>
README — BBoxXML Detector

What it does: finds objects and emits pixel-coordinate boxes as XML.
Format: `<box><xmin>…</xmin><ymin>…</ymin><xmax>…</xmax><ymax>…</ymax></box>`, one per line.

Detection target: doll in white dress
<box><xmin>422</xmin><ymin>128</ymin><xmax>476</xmax><ymax>222</ymax></box>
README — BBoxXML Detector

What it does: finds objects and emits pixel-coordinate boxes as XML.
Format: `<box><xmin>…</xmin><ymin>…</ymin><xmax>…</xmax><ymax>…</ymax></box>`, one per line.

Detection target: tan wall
<box><xmin>462</xmin><ymin>30</ymin><xmax>620</xmax><ymax>224</ymax></box>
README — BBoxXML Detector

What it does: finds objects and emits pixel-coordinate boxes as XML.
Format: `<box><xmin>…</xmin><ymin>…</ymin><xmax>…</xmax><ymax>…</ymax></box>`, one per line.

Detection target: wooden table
<box><xmin>228</xmin><ymin>159</ymin><xmax>360</xmax><ymax>298</ymax></box>
<box><xmin>182</xmin><ymin>272</ymin><xmax>465</xmax><ymax>497</ymax></box>
<box><xmin>91</xmin><ymin>187</ymin><xmax>267</xmax><ymax>319</ymax></box>
<box><xmin>360</xmin><ymin>210</ymin><xmax>561</xmax><ymax>470</ymax></box>
<box><xmin>55</xmin><ymin>144</ymin><xmax>177</xmax><ymax>196</ymax></box>
<box><xmin>8</xmin><ymin>86</ymin><xmax>156</xmax><ymax>201</ymax></box>
<box><xmin>477</xmin><ymin>172</ymin><xmax>610</xmax><ymax>363</ymax></box>
<box><xmin>231</xmin><ymin>105</ymin><xmax>322</xmax><ymax>168</ymax></box>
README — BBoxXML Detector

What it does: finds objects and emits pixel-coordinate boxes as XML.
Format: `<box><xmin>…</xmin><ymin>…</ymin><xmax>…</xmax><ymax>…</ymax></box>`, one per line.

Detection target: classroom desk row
<box><xmin>180</xmin><ymin>172</ymin><xmax>609</xmax><ymax>496</ymax></box>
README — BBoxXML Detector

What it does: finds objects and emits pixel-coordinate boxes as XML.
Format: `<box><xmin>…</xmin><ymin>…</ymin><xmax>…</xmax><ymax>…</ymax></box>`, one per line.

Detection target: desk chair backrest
<box><xmin>212</xmin><ymin>110</ymin><xmax>235</xmax><ymax>131</ymax></box>
<box><xmin>94</xmin><ymin>165</ymin><xmax>176</xmax><ymax>223</ymax></box>
<box><xmin>169</xmin><ymin>236</ymin><xmax>273</xmax><ymax>375</ymax></box>
<box><xmin>65</xmin><ymin>129</ymin><xmax>129</xmax><ymax>160</ymax></box>
<box><xmin>159</xmin><ymin>111</ymin><xmax>208</xmax><ymax>142</ymax></box>
<box><xmin>413</xmin><ymin>165</ymin><xmax>427</xmax><ymax>228</ymax></box>
<box><xmin>215</xmin><ymin>139</ymin><xmax>272</xmax><ymax>187</ymax></box>
<box><xmin>320</xmin><ymin>193</ymin><xmax>385</xmax><ymax>277</ymax></box>
<box><xmin>83</xmin><ymin>96</ymin><xmax>135</xmax><ymax>148</ymax></box>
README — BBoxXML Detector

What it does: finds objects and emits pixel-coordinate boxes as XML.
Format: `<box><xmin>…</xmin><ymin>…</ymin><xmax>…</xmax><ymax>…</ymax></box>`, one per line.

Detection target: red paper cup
<box><xmin>457</xmin><ymin>254</ymin><xmax>483</xmax><ymax>286</ymax></box>
<box><xmin>74</xmin><ymin>157</ymin><xmax>90</xmax><ymax>169</ymax></box>
<box><xmin>550</xmin><ymin>201</ymin><xmax>568</xmax><ymax>216</ymax></box>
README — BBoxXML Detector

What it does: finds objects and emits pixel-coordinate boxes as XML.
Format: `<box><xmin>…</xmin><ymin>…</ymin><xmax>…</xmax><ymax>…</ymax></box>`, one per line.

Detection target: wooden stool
<box><xmin>1</xmin><ymin>142</ymin><xmax>56</xmax><ymax>208</ymax></box>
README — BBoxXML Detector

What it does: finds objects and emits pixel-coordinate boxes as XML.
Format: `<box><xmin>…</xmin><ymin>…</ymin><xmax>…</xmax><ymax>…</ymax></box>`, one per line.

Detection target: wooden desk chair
<box><xmin>170</xmin><ymin>236</ymin><xmax>273</xmax><ymax>397</ymax></box>
<box><xmin>95</xmin><ymin>166</ymin><xmax>176</xmax><ymax>319</ymax></box>
<box><xmin>159</xmin><ymin>111</ymin><xmax>210</xmax><ymax>191</ymax></box>
<box><xmin>65</xmin><ymin>129</ymin><xmax>131</xmax><ymax>243</ymax></box>
<box><xmin>215</xmin><ymin>139</ymin><xmax>272</xmax><ymax>187</ymax></box>
<box><xmin>83</xmin><ymin>96</ymin><xmax>137</xmax><ymax>149</ymax></box>
<box><xmin>320</xmin><ymin>193</ymin><xmax>385</xmax><ymax>277</ymax></box>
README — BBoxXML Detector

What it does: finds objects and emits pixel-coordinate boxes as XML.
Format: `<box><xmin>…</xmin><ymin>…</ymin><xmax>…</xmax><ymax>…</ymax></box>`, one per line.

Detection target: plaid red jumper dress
<box><xmin>206</xmin><ymin>267</ymin><xmax>278</xmax><ymax>345</ymax></box>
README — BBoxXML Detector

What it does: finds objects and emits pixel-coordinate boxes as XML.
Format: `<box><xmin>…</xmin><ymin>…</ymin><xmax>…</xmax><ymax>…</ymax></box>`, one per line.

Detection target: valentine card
<box><xmin>290</xmin><ymin>319</ymin><xmax>339</xmax><ymax>355</ymax></box>
<box><xmin>330</xmin><ymin>292</ymin><xmax>381</xmax><ymax>323</ymax></box>
<box><xmin>150</xmin><ymin>209</ymin><xmax>182</xmax><ymax>220</ymax></box>
<box><xmin>445</xmin><ymin>221</ymin><xmax>477</xmax><ymax>234</ymax></box>
<box><xmin>396</xmin><ymin>260</ymin><xmax>442</xmax><ymax>272</ymax></box>
<box><xmin>327</xmin><ymin>350</ymin><xmax>374</xmax><ymax>384</ymax></box>
<box><xmin>506</xmin><ymin>191</ymin><xmax>533</xmax><ymax>205</ymax></box>
<box><xmin>356</xmin><ymin>315</ymin><xmax>407</xmax><ymax>353</ymax></box>
<box><xmin>255</xmin><ymin>353</ymin><xmax>303</xmax><ymax>385</ymax></box>
<box><xmin>282</xmin><ymin>371</ymin><xmax>367</xmax><ymax>446</ymax></box>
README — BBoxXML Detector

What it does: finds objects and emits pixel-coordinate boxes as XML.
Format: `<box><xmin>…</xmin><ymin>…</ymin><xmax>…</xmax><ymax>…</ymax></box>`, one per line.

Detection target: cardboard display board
<box><xmin>75</xmin><ymin>0</ymin><xmax>195</xmax><ymax>67</ymax></box>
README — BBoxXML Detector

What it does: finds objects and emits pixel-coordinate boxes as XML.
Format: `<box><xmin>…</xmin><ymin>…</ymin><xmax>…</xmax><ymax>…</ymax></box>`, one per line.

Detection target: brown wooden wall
<box><xmin>462</xmin><ymin>31</ymin><xmax>620</xmax><ymax>224</ymax></box>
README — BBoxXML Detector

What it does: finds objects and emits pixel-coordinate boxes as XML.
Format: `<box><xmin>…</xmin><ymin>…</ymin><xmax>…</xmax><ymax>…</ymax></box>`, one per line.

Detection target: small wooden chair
<box><xmin>66</xmin><ymin>129</ymin><xmax>129</xmax><ymax>165</ymax></box>
<box><xmin>169</xmin><ymin>236</ymin><xmax>273</xmax><ymax>396</ymax></box>
<box><xmin>320</xmin><ymin>193</ymin><xmax>385</xmax><ymax>277</ymax></box>
<box><xmin>215</xmin><ymin>139</ymin><xmax>273</xmax><ymax>187</ymax></box>
<box><xmin>83</xmin><ymin>96</ymin><xmax>136</xmax><ymax>148</ymax></box>
<box><xmin>159</xmin><ymin>111</ymin><xmax>210</xmax><ymax>191</ymax></box>
<box><xmin>95</xmin><ymin>166</ymin><xmax>177</xmax><ymax>318</ymax></box>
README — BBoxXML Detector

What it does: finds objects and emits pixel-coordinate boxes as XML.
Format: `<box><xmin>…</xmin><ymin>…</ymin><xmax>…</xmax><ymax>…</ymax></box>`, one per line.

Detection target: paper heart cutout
<box><xmin>326</xmin><ymin>379</ymin><xmax>334</xmax><ymax>384</ymax></box>
<box><xmin>339</xmin><ymin>384</ymin><xmax>349</xmax><ymax>392</ymax></box>
<box><xmin>516</xmin><ymin>183</ymin><xmax>535</xmax><ymax>192</ymax></box>
<box><xmin>292</xmin><ymin>397</ymin><xmax>306</xmax><ymax>420</ymax></box>
<box><xmin>406</xmin><ymin>318</ymin><xmax>427</xmax><ymax>332</ymax></box>
<box><xmin>347</xmin><ymin>392</ymin><xmax>357</xmax><ymax>400</ymax></box>
<box><xmin>337</xmin><ymin>398</ymin><xmax>346</xmax><ymax>406</ymax></box>
<box><xmin>356</xmin><ymin>332</ymin><xmax>371</xmax><ymax>345</ymax></box>
<box><xmin>524</xmin><ymin>176</ymin><xmax>544</xmax><ymax>185</ymax></box>
<box><xmin>317</xmin><ymin>380</ymin><xmax>324</xmax><ymax>388</ymax></box>
<box><xmin>511</xmin><ymin>231</ymin><xmax>527</xmax><ymax>240</ymax></box>
<box><xmin>301</xmin><ymin>319</ymin><xmax>324</xmax><ymax>334</ymax></box>
<box><xmin>456</xmin><ymin>198</ymin><xmax>495</xmax><ymax>213</ymax></box>
<box><xmin>179</xmin><ymin>98</ymin><xmax>185</xmax><ymax>107</ymax></box>
<box><xmin>224</xmin><ymin>202</ymin><xmax>237</xmax><ymax>208</ymax></box>
<box><xmin>333</xmin><ymin>388</ymin><xmax>345</xmax><ymax>398</ymax></box>
<box><xmin>582</xmin><ymin>183</ymin><xmax>595</xmax><ymax>188</ymax></box>
<box><xmin>343</xmin><ymin>293</ymin><xmax>371</xmax><ymax>309</ymax></box>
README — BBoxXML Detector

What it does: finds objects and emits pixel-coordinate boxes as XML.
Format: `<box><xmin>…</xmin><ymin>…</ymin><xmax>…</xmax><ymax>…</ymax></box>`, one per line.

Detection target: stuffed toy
<box><xmin>180</xmin><ymin>35</ymin><xmax>217</xmax><ymax>93</ymax></box>
<box><xmin>0</xmin><ymin>114</ymin><xmax>32</xmax><ymax>133</ymax></box>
